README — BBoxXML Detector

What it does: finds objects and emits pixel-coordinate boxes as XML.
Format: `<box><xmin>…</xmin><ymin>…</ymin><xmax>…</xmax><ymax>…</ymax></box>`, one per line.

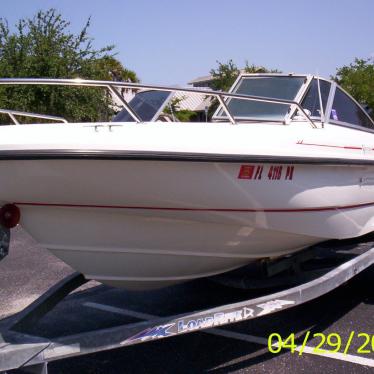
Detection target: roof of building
<box><xmin>173</xmin><ymin>87</ymin><xmax>213</xmax><ymax>111</ymax></box>
<box><xmin>187</xmin><ymin>75</ymin><xmax>213</xmax><ymax>85</ymax></box>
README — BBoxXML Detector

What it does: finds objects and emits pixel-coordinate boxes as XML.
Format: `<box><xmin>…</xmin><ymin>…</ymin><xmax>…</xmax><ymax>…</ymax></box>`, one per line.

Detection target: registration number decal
<box><xmin>238</xmin><ymin>165</ymin><xmax>294</xmax><ymax>181</ymax></box>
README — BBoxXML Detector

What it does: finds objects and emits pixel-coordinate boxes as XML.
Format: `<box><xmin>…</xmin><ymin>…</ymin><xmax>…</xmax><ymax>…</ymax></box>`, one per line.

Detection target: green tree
<box><xmin>332</xmin><ymin>57</ymin><xmax>374</xmax><ymax>118</ymax></box>
<box><xmin>163</xmin><ymin>96</ymin><xmax>197</xmax><ymax>122</ymax></box>
<box><xmin>244</xmin><ymin>60</ymin><xmax>281</xmax><ymax>74</ymax></box>
<box><xmin>91</xmin><ymin>56</ymin><xmax>139</xmax><ymax>82</ymax></box>
<box><xmin>0</xmin><ymin>9</ymin><xmax>138</xmax><ymax>123</ymax></box>
<box><xmin>210</xmin><ymin>59</ymin><xmax>240</xmax><ymax>92</ymax></box>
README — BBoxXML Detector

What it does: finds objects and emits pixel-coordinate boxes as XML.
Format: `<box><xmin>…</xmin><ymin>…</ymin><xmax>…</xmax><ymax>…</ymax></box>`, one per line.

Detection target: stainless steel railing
<box><xmin>0</xmin><ymin>78</ymin><xmax>316</xmax><ymax>127</ymax></box>
<box><xmin>0</xmin><ymin>108</ymin><xmax>68</xmax><ymax>125</ymax></box>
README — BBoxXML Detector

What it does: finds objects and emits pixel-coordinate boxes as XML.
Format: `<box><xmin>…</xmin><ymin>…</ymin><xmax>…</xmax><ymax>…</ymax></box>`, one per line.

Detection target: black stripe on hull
<box><xmin>0</xmin><ymin>149</ymin><xmax>373</xmax><ymax>165</ymax></box>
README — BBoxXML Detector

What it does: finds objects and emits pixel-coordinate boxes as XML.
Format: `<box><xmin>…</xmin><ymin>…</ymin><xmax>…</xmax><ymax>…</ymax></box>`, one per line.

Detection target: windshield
<box><xmin>216</xmin><ymin>76</ymin><xmax>305</xmax><ymax>121</ymax></box>
<box><xmin>112</xmin><ymin>90</ymin><xmax>171</xmax><ymax>122</ymax></box>
<box><xmin>301</xmin><ymin>79</ymin><xmax>331</xmax><ymax>117</ymax></box>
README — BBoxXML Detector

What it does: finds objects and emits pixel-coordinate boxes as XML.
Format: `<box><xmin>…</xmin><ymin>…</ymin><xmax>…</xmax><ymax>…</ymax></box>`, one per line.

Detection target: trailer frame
<box><xmin>0</xmin><ymin>238</ymin><xmax>374</xmax><ymax>374</ymax></box>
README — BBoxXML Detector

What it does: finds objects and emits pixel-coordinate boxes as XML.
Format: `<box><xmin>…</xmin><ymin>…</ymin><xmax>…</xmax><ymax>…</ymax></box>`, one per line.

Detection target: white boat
<box><xmin>0</xmin><ymin>74</ymin><xmax>373</xmax><ymax>290</ymax></box>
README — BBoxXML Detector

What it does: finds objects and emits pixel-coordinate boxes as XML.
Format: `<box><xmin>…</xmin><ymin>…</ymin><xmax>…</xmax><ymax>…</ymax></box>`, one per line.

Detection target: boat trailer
<box><xmin>0</xmin><ymin>238</ymin><xmax>374</xmax><ymax>374</ymax></box>
<box><xmin>0</xmin><ymin>228</ymin><xmax>9</xmax><ymax>263</ymax></box>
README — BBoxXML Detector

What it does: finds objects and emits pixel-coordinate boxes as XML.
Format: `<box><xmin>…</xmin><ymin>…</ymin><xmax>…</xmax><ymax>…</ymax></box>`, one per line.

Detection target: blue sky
<box><xmin>1</xmin><ymin>0</ymin><xmax>374</xmax><ymax>85</ymax></box>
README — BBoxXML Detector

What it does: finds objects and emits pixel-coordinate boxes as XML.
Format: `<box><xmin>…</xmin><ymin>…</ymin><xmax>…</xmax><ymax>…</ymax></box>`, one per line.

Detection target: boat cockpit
<box><xmin>0</xmin><ymin>74</ymin><xmax>373</xmax><ymax>131</ymax></box>
<box><xmin>111</xmin><ymin>74</ymin><xmax>374</xmax><ymax>131</ymax></box>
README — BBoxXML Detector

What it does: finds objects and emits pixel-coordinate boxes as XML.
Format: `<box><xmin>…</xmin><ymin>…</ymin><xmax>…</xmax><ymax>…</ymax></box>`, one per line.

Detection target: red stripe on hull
<box><xmin>296</xmin><ymin>140</ymin><xmax>365</xmax><ymax>151</ymax></box>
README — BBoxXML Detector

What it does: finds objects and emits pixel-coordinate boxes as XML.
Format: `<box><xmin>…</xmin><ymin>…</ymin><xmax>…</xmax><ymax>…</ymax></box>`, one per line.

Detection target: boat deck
<box><xmin>0</xmin><ymin>228</ymin><xmax>373</xmax><ymax>373</ymax></box>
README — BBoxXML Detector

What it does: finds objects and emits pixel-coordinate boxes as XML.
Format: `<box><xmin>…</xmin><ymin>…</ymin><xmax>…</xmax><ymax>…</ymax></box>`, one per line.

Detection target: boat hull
<box><xmin>1</xmin><ymin>158</ymin><xmax>374</xmax><ymax>289</ymax></box>
<box><xmin>20</xmin><ymin>205</ymin><xmax>323</xmax><ymax>289</ymax></box>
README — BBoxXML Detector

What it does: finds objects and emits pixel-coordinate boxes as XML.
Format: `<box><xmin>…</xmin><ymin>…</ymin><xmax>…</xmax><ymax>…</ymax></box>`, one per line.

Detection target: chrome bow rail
<box><xmin>0</xmin><ymin>108</ymin><xmax>67</xmax><ymax>124</ymax></box>
<box><xmin>0</xmin><ymin>78</ymin><xmax>316</xmax><ymax>127</ymax></box>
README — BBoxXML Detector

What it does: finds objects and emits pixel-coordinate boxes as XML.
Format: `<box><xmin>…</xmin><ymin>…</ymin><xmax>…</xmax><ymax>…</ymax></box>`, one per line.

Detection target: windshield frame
<box><xmin>325</xmin><ymin>82</ymin><xmax>374</xmax><ymax>131</ymax></box>
<box><xmin>212</xmin><ymin>73</ymin><xmax>311</xmax><ymax>123</ymax></box>
<box><xmin>288</xmin><ymin>76</ymin><xmax>332</xmax><ymax>123</ymax></box>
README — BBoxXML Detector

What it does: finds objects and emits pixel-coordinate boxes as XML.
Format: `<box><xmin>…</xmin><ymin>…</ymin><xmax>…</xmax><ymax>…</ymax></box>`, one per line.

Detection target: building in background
<box><xmin>188</xmin><ymin>75</ymin><xmax>215</xmax><ymax>89</ymax></box>
<box><xmin>172</xmin><ymin>87</ymin><xmax>212</xmax><ymax>122</ymax></box>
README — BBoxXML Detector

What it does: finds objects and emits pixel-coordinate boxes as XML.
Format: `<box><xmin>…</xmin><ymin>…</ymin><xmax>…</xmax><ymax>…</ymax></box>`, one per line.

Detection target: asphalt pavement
<box><xmin>0</xmin><ymin>227</ymin><xmax>373</xmax><ymax>373</ymax></box>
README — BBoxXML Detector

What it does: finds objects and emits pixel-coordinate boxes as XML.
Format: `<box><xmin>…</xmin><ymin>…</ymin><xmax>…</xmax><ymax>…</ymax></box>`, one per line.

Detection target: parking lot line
<box><xmin>84</xmin><ymin>301</ymin><xmax>155</xmax><ymax>320</ymax></box>
<box><xmin>294</xmin><ymin>345</ymin><xmax>374</xmax><ymax>368</ymax></box>
<box><xmin>83</xmin><ymin>302</ymin><xmax>374</xmax><ymax>368</ymax></box>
